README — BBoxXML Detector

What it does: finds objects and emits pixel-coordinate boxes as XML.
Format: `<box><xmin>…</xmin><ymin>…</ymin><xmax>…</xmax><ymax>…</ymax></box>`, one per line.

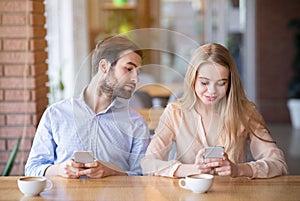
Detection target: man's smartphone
<box><xmin>73</xmin><ymin>151</ymin><xmax>94</xmax><ymax>163</ymax></box>
<box><xmin>204</xmin><ymin>146</ymin><xmax>224</xmax><ymax>159</ymax></box>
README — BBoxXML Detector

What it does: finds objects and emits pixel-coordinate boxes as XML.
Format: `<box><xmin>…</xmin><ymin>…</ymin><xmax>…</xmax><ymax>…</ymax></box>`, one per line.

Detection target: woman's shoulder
<box><xmin>164</xmin><ymin>101</ymin><xmax>189</xmax><ymax>118</ymax></box>
<box><xmin>165</xmin><ymin>101</ymin><xmax>182</xmax><ymax>112</ymax></box>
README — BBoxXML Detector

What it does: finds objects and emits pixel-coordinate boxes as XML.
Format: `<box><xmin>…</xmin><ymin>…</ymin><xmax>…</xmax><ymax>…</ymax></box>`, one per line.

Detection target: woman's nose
<box><xmin>207</xmin><ymin>84</ymin><xmax>216</xmax><ymax>94</ymax></box>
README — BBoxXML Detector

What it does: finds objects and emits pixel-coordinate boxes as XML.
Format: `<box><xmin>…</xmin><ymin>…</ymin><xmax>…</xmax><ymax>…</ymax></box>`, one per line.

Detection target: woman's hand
<box><xmin>210</xmin><ymin>152</ymin><xmax>239</xmax><ymax>177</ymax></box>
<box><xmin>198</xmin><ymin>152</ymin><xmax>253</xmax><ymax>178</ymax></box>
<box><xmin>194</xmin><ymin>149</ymin><xmax>253</xmax><ymax>178</ymax></box>
<box><xmin>195</xmin><ymin>148</ymin><xmax>215</xmax><ymax>174</ymax></box>
<box><xmin>195</xmin><ymin>151</ymin><xmax>239</xmax><ymax>177</ymax></box>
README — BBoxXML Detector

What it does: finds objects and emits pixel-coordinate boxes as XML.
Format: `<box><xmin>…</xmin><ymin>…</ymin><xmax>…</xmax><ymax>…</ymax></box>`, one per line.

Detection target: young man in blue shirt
<box><xmin>25</xmin><ymin>36</ymin><xmax>150</xmax><ymax>178</ymax></box>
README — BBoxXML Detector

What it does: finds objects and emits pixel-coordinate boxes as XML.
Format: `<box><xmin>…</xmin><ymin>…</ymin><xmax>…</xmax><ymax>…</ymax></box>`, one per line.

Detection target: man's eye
<box><xmin>126</xmin><ymin>67</ymin><xmax>133</xmax><ymax>71</ymax></box>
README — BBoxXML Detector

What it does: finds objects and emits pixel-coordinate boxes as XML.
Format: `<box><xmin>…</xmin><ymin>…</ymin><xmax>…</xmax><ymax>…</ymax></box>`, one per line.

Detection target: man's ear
<box><xmin>99</xmin><ymin>59</ymin><xmax>109</xmax><ymax>74</ymax></box>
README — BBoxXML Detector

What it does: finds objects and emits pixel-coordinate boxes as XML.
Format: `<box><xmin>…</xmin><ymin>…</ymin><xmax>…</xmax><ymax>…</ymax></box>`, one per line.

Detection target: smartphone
<box><xmin>73</xmin><ymin>151</ymin><xmax>94</xmax><ymax>163</ymax></box>
<box><xmin>204</xmin><ymin>146</ymin><xmax>224</xmax><ymax>159</ymax></box>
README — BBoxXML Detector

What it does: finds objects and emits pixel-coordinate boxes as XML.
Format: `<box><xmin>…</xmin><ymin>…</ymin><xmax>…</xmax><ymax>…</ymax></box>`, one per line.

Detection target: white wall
<box><xmin>45</xmin><ymin>0</ymin><xmax>90</xmax><ymax>104</ymax></box>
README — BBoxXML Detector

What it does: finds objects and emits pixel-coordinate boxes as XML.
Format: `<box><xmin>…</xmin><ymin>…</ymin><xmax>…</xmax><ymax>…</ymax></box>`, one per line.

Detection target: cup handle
<box><xmin>178</xmin><ymin>178</ymin><xmax>187</xmax><ymax>189</ymax></box>
<box><xmin>44</xmin><ymin>179</ymin><xmax>53</xmax><ymax>191</ymax></box>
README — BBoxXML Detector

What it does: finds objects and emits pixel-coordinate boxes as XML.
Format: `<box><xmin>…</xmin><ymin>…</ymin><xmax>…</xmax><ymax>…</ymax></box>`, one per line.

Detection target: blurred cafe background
<box><xmin>0</xmin><ymin>0</ymin><xmax>300</xmax><ymax>176</ymax></box>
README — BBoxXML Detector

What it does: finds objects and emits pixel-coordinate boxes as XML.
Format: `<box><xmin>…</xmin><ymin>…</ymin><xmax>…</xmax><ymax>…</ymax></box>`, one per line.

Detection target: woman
<box><xmin>141</xmin><ymin>43</ymin><xmax>288</xmax><ymax>178</ymax></box>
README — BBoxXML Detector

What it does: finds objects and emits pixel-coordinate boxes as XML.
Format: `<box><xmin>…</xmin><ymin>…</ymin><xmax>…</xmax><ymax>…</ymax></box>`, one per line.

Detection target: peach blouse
<box><xmin>141</xmin><ymin>102</ymin><xmax>288</xmax><ymax>178</ymax></box>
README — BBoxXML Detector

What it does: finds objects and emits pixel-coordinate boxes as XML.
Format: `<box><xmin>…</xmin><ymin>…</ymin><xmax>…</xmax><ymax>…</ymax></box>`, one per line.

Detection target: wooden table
<box><xmin>0</xmin><ymin>176</ymin><xmax>299</xmax><ymax>201</ymax></box>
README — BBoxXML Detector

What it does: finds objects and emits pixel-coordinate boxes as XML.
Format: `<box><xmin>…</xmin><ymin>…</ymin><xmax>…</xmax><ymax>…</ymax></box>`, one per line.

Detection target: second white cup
<box><xmin>178</xmin><ymin>174</ymin><xmax>214</xmax><ymax>193</ymax></box>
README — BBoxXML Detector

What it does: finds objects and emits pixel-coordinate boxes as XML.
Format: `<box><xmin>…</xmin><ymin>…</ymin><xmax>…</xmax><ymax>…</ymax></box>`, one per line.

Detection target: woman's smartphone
<box><xmin>204</xmin><ymin>146</ymin><xmax>224</xmax><ymax>159</ymax></box>
<box><xmin>73</xmin><ymin>151</ymin><xmax>94</xmax><ymax>163</ymax></box>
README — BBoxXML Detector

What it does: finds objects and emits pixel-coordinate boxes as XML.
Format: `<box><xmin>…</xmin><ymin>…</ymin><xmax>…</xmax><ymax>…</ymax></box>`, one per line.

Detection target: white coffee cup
<box><xmin>17</xmin><ymin>176</ymin><xmax>53</xmax><ymax>196</ymax></box>
<box><xmin>178</xmin><ymin>174</ymin><xmax>214</xmax><ymax>193</ymax></box>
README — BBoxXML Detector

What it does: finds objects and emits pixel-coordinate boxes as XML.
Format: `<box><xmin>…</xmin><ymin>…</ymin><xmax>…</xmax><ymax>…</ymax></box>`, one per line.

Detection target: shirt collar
<box><xmin>78</xmin><ymin>88</ymin><xmax>129</xmax><ymax>114</ymax></box>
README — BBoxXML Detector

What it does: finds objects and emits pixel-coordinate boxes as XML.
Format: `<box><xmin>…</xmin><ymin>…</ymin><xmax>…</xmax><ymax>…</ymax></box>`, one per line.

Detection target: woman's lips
<box><xmin>205</xmin><ymin>95</ymin><xmax>217</xmax><ymax>101</ymax></box>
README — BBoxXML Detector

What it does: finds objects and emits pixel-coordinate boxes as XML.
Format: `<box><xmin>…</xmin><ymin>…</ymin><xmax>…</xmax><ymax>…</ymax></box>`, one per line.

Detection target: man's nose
<box><xmin>131</xmin><ymin>69</ymin><xmax>139</xmax><ymax>83</ymax></box>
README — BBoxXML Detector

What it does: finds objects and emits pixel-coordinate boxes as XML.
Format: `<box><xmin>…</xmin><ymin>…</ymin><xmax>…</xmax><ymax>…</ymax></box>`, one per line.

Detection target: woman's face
<box><xmin>194</xmin><ymin>62</ymin><xmax>229</xmax><ymax>105</ymax></box>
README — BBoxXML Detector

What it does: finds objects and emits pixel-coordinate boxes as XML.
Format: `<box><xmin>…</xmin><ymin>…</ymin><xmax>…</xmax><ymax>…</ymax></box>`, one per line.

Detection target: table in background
<box><xmin>138</xmin><ymin>83</ymin><xmax>183</xmax><ymax>108</ymax></box>
<box><xmin>139</xmin><ymin>83</ymin><xmax>183</xmax><ymax>99</ymax></box>
<box><xmin>136</xmin><ymin>83</ymin><xmax>183</xmax><ymax>131</ymax></box>
<box><xmin>0</xmin><ymin>176</ymin><xmax>299</xmax><ymax>201</ymax></box>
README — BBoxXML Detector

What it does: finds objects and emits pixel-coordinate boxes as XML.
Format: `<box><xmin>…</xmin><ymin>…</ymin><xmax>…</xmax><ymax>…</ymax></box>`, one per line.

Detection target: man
<box><xmin>25</xmin><ymin>36</ymin><xmax>150</xmax><ymax>178</ymax></box>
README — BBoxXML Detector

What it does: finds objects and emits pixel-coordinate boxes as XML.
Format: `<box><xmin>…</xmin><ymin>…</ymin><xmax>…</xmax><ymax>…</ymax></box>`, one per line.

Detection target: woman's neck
<box><xmin>195</xmin><ymin>100</ymin><xmax>222</xmax><ymax>145</ymax></box>
<box><xmin>194</xmin><ymin>100</ymin><xmax>216</xmax><ymax>117</ymax></box>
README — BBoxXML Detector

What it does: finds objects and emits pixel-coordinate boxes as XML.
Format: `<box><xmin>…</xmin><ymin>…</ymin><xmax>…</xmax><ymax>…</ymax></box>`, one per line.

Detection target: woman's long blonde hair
<box><xmin>180</xmin><ymin>43</ymin><xmax>273</xmax><ymax>144</ymax></box>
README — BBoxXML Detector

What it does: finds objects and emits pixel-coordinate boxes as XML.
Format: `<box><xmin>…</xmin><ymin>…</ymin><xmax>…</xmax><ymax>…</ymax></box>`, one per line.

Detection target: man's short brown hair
<box><xmin>92</xmin><ymin>35</ymin><xmax>143</xmax><ymax>75</ymax></box>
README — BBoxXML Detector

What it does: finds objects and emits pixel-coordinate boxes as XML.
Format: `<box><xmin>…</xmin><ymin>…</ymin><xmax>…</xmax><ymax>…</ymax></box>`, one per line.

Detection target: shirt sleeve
<box><xmin>25</xmin><ymin>107</ymin><xmax>57</xmax><ymax>176</ymax></box>
<box><xmin>141</xmin><ymin>105</ymin><xmax>182</xmax><ymax>177</ymax></box>
<box><xmin>247</xmin><ymin>122</ymin><xmax>288</xmax><ymax>178</ymax></box>
<box><xmin>126</xmin><ymin>136</ymin><xmax>151</xmax><ymax>176</ymax></box>
<box><xmin>126</xmin><ymin>116</ymin><xmax>151</xmax><ymax>176</ymax></box>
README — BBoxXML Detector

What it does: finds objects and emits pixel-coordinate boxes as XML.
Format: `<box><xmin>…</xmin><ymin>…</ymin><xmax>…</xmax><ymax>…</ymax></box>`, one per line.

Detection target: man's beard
<box><xmin>99</xmin><ymin>71</ymin><xmax>135</xmax><ymax>99</ymax></box>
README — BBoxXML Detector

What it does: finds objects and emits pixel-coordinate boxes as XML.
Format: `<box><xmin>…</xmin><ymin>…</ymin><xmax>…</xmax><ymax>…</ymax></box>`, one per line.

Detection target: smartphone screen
<box><xmin>204</xmin><ymin>146</ymin><xmax>224</xmax><ymax>159</ymax></box>
<box><xmin>74</xmin><ymin>151</ymin><xmax>94</xmax><ymax>163</ymax></box>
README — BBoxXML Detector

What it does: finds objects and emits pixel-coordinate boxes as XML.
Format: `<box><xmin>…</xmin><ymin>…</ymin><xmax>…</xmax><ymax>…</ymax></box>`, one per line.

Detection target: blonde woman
<box><xmin>141</xmin><ymin>43</ymin><xmax>288</xmax><ymax>178</ymax></box>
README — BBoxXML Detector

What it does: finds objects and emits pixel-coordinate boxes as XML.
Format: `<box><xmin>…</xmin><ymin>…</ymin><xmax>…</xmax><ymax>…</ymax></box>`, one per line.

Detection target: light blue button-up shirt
<box><xmin>25</xmin><ymin>91</ymin><xmax>150</xmax><ymax>176</ymax></box>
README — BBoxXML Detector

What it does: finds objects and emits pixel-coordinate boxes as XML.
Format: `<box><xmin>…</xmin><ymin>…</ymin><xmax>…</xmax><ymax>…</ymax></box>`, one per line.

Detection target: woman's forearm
<box><xmin>173</xmin><ymin>164</ymin><xmax>200</xmax><ymax>178</ymax></box>
<box><xmin>236</xmin><ymin>163</ymin><xmax>253</xmax><ymax>178</ymax></box>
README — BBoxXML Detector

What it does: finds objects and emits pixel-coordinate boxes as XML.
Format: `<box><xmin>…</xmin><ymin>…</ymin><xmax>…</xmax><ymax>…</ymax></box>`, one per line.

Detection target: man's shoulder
<box><xmin>45</xmin><ymin>97</ymin><xmax>80</xmax><ymax>116</ymax></box>
<box><xmin>48</xmin><ymin>98</ymin><xmax>72</xmax><ymax>109</ymax></box>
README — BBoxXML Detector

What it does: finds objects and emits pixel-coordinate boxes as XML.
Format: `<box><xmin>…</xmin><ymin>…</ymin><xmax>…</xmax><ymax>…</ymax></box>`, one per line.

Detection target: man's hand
<box><xmin>45</xmin><ymin>159</ymin><xmax>85</xmax><ymax>178</ymax></box>
<box><xmin>77</xmin><ymin>160</ymin><xmax>127</xmax><ymax>178</ymax></box>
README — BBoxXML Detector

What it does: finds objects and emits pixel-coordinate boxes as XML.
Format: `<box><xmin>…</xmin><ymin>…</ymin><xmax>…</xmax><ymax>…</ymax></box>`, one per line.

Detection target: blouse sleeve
<box><xmin>247</xmin><ymin>121</ymin><xmax>288</xmax><ymax>178</ymax></box>
<box><xmin>141</xmin><ymin>104</ymin><xmax>182</xmax><ymax>177</ymax></box>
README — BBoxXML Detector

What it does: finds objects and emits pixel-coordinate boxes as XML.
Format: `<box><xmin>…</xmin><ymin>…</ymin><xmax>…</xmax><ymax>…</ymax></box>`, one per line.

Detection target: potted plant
<box><xmin>2</xmin><ymin>137</ymin><xmax>21</xmax><ymax>176</ymax></box>
<box><xmin>287</xmin><ymin>18</ymin><xmax>300</xmax><ymax>129</ymax></box>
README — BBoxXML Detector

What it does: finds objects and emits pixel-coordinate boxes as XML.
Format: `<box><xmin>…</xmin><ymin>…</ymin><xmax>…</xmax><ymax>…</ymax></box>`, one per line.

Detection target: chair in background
<box><xmin>136</xmin><ymin>108</ymin><xmax>164</xmax><ymax>132</ymax></box>
<box><xmin>168</xmin><ymin>88</ymin><xmax>183</xmax><ymax>103</ymax></box>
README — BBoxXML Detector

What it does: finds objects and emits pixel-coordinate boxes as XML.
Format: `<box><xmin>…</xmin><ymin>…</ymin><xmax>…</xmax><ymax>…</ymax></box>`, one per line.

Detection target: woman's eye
<box><xmin>217</xmin><ymin>81</ymin><xmax>226</xmax><ymax>86</ymax></box>
<box><xmin>201</xmin><ymin>82</ymin><xmax>208</xmax><ymax>86</ymax></box>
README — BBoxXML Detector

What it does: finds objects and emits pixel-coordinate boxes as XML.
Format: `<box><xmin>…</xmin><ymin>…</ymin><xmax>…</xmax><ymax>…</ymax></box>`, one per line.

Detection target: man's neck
<box><xmin>84</xmin><ymin>80</ymin><xmax>113</xmax><ymax>114</ymax></box>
